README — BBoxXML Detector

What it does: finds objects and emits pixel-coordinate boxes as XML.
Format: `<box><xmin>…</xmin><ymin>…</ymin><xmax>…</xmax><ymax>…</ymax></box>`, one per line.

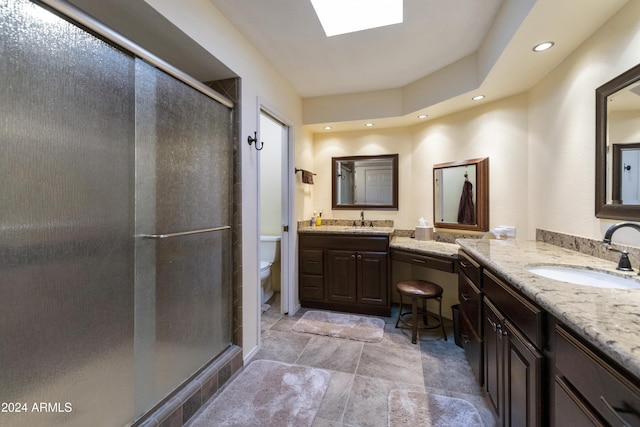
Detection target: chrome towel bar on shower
<box><xmin>140</xmin><ymin>225</ymin><xmax>231</xmax><ymax>239</ymax></box>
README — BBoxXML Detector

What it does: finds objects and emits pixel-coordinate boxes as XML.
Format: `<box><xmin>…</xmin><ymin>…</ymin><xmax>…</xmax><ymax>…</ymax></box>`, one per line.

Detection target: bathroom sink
<box><xmin>526</xmin><ymin>265</ymin><xmax>640</xmax><ymax>289</ymax></box>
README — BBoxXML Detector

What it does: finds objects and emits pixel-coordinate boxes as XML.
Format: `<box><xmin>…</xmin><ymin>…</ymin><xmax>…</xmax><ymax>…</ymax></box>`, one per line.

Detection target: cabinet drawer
<box><xmin>554</xmin><ymin>376</ymin><xmax>605</xmax><ymax>427</ymax></box>
<box><xmin>300</xmin><ymin>249</ymin><xmax>323</xmax><ymax>275</ymax></box>
<box><xmin>483</xmin><ymin>270</ymin><xmax>544</xmax><ymax>349</ymax></box>
<box><xmin>299</xmin><ymin>275</ymin><xmax>324</xmax><ymax>300</ymax></box>
<box><xmin>300</xmin><ymin>233</ymin><xmax>388</xmax><ymax>251</ymax></box>
<box><xmin>392</xmin><ymin>249</ymin><xmax>455</xmax><ymax>273</ymax></box>
<box><xmin>458</xmin><ymin>273</ymin><xmax>482</xmax><ymax>334</ymax></box>
<box><xmin>458</xmin><ymin>251</ymin><xmax>481</xmax><ymax>285</ymax></box>
<box><xmin>555</xmin><ymin>325</ymin><xmax>640</xmax><ymax>427</ymax></box>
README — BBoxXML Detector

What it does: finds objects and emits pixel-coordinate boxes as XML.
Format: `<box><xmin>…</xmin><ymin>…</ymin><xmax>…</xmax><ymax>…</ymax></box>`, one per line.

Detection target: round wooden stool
<box><xmin>395</xmin><ymin>280</ymin><xmax>447</xmax><ymax>344</ymax></box>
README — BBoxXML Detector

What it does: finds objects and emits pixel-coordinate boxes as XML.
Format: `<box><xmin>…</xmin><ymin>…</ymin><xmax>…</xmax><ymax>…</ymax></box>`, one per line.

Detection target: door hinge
<box><xmin>283</xmin><ymin>225</ymin><xmax>289</xmax><ymax>232</ymax></box>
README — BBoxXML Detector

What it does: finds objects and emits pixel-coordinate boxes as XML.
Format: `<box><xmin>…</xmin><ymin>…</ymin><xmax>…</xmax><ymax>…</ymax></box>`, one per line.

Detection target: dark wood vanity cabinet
<box><xmin>483</xmin><ymin>269</ymin><xmax>544</xmax><ymax>427</ymax></box>
<box><xmin>457</xmin><ymin>250</ymin><xmax>484</xmax><ymax>384</ymax></box>
<box><xmin>299</xmin><ymin>233</ymin><xmax>390</xmax><ymax>316</ymax></box>
<box><xmin>553</xmin><ymin>325</ymin><xmax>640</xmax><ymax>426</ymax></box>
<box><xmin>459</xmin><ymin>247</ymin><xmax>640</xmax><ymax>427</ymax></box>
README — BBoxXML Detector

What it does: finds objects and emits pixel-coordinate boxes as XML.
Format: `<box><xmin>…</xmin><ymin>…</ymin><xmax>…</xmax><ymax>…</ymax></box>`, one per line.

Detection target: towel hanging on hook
<box><xmin>295</xmin><ymin>168</ymin><xmax>316</xmax><ymax>184</ymax></box>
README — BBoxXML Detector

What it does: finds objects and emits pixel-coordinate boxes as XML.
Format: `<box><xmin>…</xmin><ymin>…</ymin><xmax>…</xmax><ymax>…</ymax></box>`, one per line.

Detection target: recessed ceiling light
<box><xmin>364</xmin><ymin>123</ymin><xmax>375</xmax><ymax>127</ymax></box>
<box><xmin>310</xmin><ymin>0</ymin><xmax>403</xmax><ymax>37</ymax></box>
<box><xmin>323</xmin><ymin>126</ymin><xmax>333</xmax><ymax>130</ymax></box>
<box><xmin>418</xmin><ymin>114</ymin><xmax>428</xmax><ymax>119</ymax></box>
<box><xmin>533</xmin><ymin>41</ymin><xmax>554</xmax><ymax>52</ymax></box>
<box><xmin>472</xmin><ymin>95</ymin><xmax>485</xmax><ymax>101</ymax></box>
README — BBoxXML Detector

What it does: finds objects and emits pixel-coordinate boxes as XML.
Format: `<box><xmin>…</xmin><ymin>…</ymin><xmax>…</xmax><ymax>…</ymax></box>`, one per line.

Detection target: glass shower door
<box><xmin>134</xmin><ymin>59</ymin><xmax>233</xmax><ymax>417</ymax></box>
<box><xmin>1</xmin><ymin>1</ymin><xmax>135</xmax><ymax>425</ymax></box>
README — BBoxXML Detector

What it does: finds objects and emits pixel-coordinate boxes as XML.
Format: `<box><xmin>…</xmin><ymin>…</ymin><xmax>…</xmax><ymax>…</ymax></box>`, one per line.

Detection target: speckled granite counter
<box><xmin>298</xmin><ymin>225</ymin><xmax>394</xmax><ymax>236</ymax></box>
<box><xmin>390</xmin><ymin>236</ymin><xmax>459</xmax><ymax>259</ymax></box>
<box><xmin>457</xmin><ymin>238</ymin><xmax>640</xmax><ymax>379</ymax></box>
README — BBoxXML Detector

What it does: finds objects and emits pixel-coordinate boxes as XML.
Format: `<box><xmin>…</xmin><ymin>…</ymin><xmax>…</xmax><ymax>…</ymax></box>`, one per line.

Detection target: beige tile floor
<box><xmin>252</xmin><ymin>294</ymin><xmax>497</xmax><ymax>427</ymax></box>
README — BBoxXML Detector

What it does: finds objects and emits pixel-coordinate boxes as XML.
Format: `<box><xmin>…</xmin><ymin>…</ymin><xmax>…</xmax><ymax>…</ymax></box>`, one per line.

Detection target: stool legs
<box><xmin>411</xmin><ymin>298</ymin><xmax>418</xmax><ymax>344</ymax></box>
<box><xmin>437</xmin><ymin>296</ymin><xmax>447</xmax><ymax>341</ymax></box>
<box><xmin>396</xmin><ymin>294</ymin><xmax>447</xmax><ymax>343</ymax></box>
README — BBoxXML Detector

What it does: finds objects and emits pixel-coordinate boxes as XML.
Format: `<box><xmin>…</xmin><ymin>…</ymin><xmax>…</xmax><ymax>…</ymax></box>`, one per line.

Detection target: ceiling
<box><xmin>210</xmin><ymin>0</ymin><xmax>505</xmax><ymax>98</ymax></box>
<box><xmin>209</xmin><ymin>0</ymin><xmax>628</xmax><ymax>132</ymax></box>
<box><xmin>66</xmin><ymin>0</ymin><xmax>629</xmax><ymax>132</ymax></box>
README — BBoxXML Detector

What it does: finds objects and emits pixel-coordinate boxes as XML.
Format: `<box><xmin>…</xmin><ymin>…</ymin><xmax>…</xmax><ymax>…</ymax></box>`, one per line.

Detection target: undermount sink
<box><xmin>526</xmin><ymin>265</ymin><xmax>640</xmax><ymax>289</ymax></box>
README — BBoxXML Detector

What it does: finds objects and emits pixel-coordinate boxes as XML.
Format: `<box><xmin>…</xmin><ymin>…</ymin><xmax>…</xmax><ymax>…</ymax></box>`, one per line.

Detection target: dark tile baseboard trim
<box><xmin>136</xmin><ymin>345</ymin><xmax>243</xmax><ymax>427</ymax></box>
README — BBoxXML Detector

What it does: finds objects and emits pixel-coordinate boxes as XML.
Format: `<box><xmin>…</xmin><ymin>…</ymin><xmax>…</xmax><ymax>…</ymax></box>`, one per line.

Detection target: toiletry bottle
<box><xmin>311</xmin><ymin>211</ymin><xmax>317</xmax><ymax>227</ymax></box>
<box><xmin>316</xmin><ymin>211</ymin><xmax>322</xmax><ymax>226</ymax></box>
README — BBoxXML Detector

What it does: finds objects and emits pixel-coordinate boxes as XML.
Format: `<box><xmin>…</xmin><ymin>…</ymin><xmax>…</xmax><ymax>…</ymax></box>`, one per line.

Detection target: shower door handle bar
<box><xmin>140</xmin><ymin>225</ymin><xmax>231</xmax><ymax>239</ymax></box>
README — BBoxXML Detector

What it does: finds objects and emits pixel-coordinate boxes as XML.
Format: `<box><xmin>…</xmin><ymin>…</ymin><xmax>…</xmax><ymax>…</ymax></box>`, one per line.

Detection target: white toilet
<box><xmin>259</xmin><ymin>235</ymin><xmax>281</xmax><ymax>305</ymax></box>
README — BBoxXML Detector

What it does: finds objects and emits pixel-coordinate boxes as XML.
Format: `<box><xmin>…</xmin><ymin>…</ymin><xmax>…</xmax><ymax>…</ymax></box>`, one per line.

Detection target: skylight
<box><xmin>310</xmin><ymin>0</ymin><xmax>403</xmax><ymax>37</ymax></box>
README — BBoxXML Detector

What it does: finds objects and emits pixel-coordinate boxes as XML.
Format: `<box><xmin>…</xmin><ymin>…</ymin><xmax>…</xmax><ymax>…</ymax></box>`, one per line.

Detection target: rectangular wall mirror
<box><xmin>433</xmin><ymin>157</ymin><xmax>489</xmax><ymax>231</ymax></box>
<box><xmin>596</xmin><ymin>63</ymin><xmax>640</xmax><ymax>219</ymax></box>
<box><xmin>332</xmin><ymin>154</ymin><xmax>398</xmax><ymax>210</ymax></box>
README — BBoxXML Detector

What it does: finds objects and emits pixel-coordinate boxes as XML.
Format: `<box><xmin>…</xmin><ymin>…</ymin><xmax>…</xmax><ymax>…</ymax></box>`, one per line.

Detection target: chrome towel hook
<box><xmin>247</xmin><ymin>132</ymin><xmax>264</xmax><ymax>151</ymax></box>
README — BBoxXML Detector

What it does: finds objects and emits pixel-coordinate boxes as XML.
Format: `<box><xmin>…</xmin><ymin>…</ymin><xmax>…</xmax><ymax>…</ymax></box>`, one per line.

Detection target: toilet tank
<box><xmin>260</xmin><ymin>235</ymin><xmax>281</xmax><ymax>263</ymax></box>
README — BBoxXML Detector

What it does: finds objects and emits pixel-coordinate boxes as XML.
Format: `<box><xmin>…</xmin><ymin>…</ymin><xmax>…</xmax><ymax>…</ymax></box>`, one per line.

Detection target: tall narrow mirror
<box><xmin>332</xmin><ymin>154</ymin><xmax>398</xmax><ymax>210</ymax></box>
<box><xmin>433</xmin><ymin>157</ymin><xmax>489</xmax><ymax>231</ymax></box>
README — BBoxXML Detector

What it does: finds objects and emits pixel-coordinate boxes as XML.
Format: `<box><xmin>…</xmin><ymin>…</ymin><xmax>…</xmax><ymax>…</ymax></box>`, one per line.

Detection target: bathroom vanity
<box><xmin>457</xmin><ymin>239</ymin><xmax>640</xmax><ymax>426</ymax></box>
<box><xmin>298</xmin><ymin>226</ymin><xmax>394</xmax><ymax>316</ymax></box>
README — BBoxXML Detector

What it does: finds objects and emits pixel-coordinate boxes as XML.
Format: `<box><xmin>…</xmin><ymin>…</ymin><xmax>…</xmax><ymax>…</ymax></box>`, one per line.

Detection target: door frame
<box><xmin>257</xmin><ymin>99</ymin><xmax>297</xmax><ymax>318</ymax></box>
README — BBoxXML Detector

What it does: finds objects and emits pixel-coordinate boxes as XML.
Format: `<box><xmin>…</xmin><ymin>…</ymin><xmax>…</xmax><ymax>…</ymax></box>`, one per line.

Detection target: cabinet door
<box><xmin>326</xmin><ymin>250</ymin><xmax>357</xmax><ymax>303</ymax></box>
<box><xmin>357</xmin><ymin>251</ymin><xmax>388</xmax><ymax>306</ymax></box>
<box><xmin>504</xmin><ymin>320</ymin><xmax>542</xmax><ymax>427</ymax></box>
<box><xmin>484</xmin><ymin>300</ymin><xmax>504</xmax><ymax>423</ymax></box>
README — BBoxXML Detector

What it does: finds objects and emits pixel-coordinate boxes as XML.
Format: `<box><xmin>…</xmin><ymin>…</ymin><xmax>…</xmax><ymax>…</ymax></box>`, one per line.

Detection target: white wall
<box><xmin>145</xmin><ymin>0</ymin><xmax>313</xmax><ymax>360</ymax></box>
<box><xmin>312</xmin><ymin>95</ymin><xmax>529</xmax><ymax>234</ymax></box>
<box><xmin>528</xmin><ymin>0</ymin><xmax>640</xmax><ymax>245</ymax></box>
<box><xmin>313</xmin><ymin>128</ymin><xmax>412</xmax><ymax>225</ymax></box>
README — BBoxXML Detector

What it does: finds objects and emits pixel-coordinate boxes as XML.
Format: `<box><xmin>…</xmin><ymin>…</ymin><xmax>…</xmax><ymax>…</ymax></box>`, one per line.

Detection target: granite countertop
<box><xmin>298</xmin><ymin>225</ymin><xmax>394</xmax><ymax>236</ymax></box>
<box><xmin>457</xmin><ymin>238</ymin><xmax>640</xmax><ymax>378</ymax></box>
<box><xmin>390</xmin><ymin>236</ymin><xmax>459</xmax><ymax>259</ymax></box>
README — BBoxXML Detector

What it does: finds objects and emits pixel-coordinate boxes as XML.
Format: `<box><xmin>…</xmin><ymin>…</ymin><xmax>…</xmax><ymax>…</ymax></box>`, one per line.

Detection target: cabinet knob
<box><xmin>351</xmin><ymin>254</ymin><xmax>356</xmax><ymax>259</ymax></box>
<box><xmin>357</xmin><ymin>254</ymin><xmax>362</xmax><ymax>259</ymax></box>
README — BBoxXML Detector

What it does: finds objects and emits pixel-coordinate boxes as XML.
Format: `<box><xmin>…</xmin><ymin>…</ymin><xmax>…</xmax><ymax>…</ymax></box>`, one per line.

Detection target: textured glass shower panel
<box><xmin>134</xmin><ymin>59</ymin><xmax>232</xmax><ymax>411</ymax></box>
<box><xmin>0</xmin><ymin>1</ymin><xmax>135</xmax><ymax>426</ymax></box>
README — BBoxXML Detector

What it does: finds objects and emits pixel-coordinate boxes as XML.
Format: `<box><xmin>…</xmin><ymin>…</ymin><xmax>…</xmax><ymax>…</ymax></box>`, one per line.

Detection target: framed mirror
<box><xmin>596</xmin><ymin>63</ymin><xmax>640</xmax><ymax>220</ymax></box>
<box><xmin>332</xmin><ymin>154</ymin><xmax>398</xmax><ymax>210</ymax></box>
<box><xmin>433</xmin><ymin>157</ymin><xmax>489</xmax><ymax>231</ymax></box>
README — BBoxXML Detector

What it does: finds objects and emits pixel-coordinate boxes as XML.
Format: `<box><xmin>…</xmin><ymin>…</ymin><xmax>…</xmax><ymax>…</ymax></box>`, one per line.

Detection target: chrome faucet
<box><xmin>602</xmin><ymin>222</ymin><xmax>640</xmax><ymax>272</ymax></box>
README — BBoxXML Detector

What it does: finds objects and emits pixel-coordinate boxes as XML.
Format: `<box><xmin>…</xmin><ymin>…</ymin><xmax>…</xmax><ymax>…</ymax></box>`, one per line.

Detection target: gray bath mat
<box><xmin>190</xmin><ymin>360</ymin><xmax>330</xmax><ymax>427</ymax></box>
<box><xmin>293</xmin><ymin>310</ymin><xmax>385</xmax><ymax>342</ymax></box>
<box><xmin>388</xmin><ymin>389</ymin><xmax>484</xmax><ymax>427</ymax></box>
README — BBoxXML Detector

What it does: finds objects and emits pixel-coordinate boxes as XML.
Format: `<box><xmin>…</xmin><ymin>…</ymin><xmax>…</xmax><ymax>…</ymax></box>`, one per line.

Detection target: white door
<box><xmin>258</xmin><ymin>107</ymin><xmax>293</xmax><ymax>316</ymax></box>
